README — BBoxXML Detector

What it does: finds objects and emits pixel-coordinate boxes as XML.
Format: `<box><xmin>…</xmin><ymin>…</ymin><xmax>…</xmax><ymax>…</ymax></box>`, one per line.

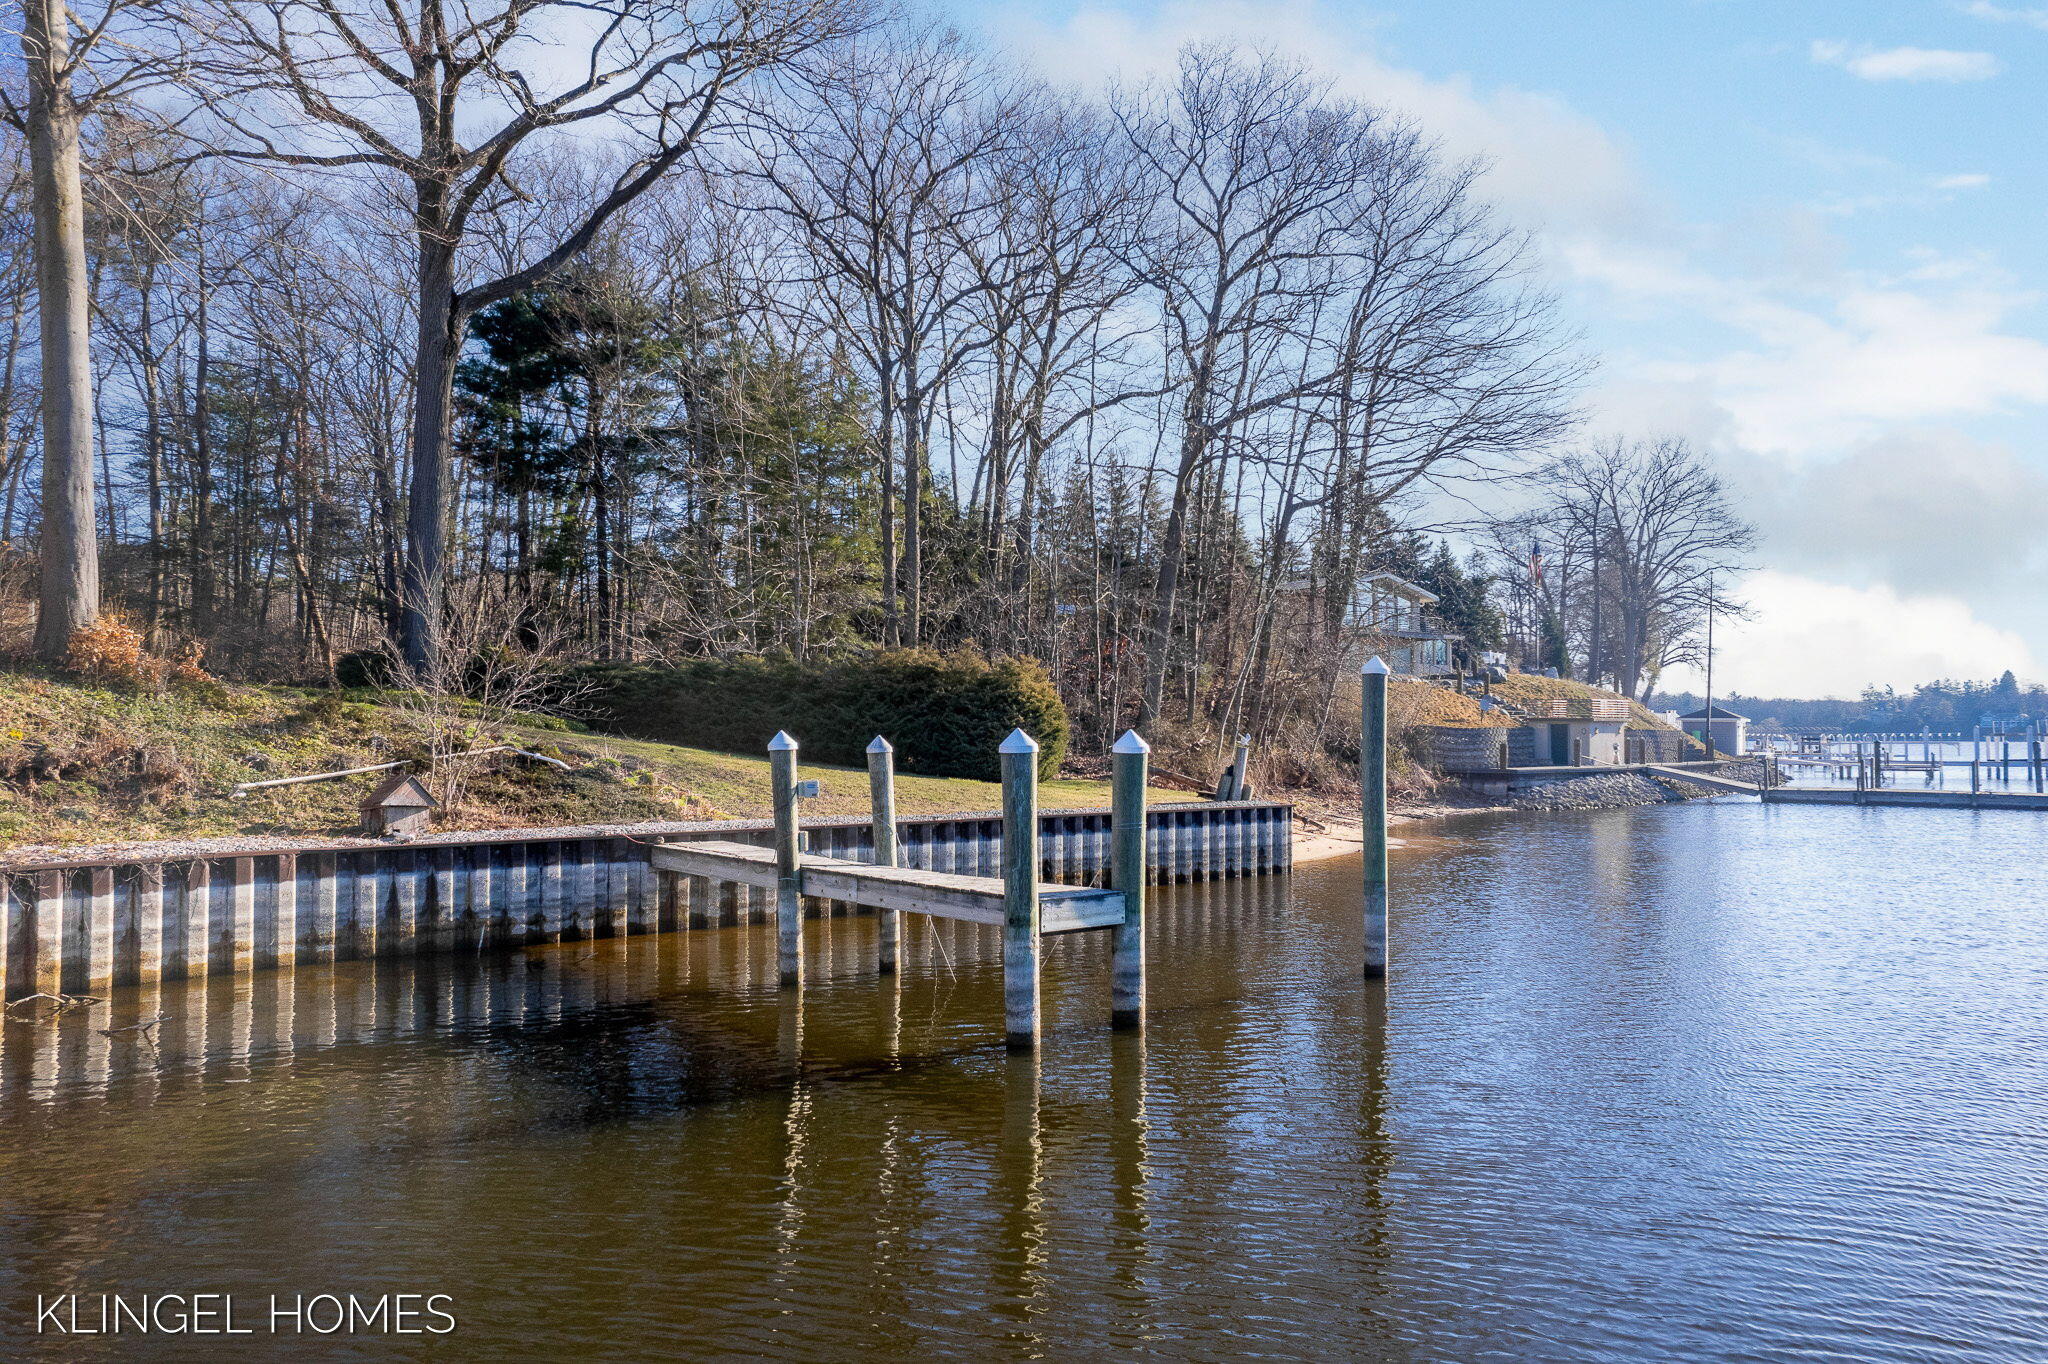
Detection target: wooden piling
<box><xmin>1000</xmin><ymin>729</ymin><xmax>1041</xmax><ymax>1050</ymax></box>
<box><xmin>1111</xmin><ymin>729</ymin><xmax>1149</xmax><ymax>1030</ymax></box>
<box><xmin>1362</xmin><ymin>657</ymin><xmax>1390</xmax><ymax>980</ymax></box>
<box><xmin>273</xmin><ymin>854</ymin><xmax>299</xmax><ymax>972</ymax></box>
<box><xmin>34</xmin><ymin>870</ymin><xmax>63</xmax><ymax>997</ymax></box>
<box><xmin>769</xmin><ymin>731</ymin><xmax>803</xmax><ymax>988</ymax></box>
<box><xmin>85</xmin><ymin>866</ymin><xmax>116</xmax><ymax>994</ymax></box>
<box><xmin>868</xmin><ymin>736</ymin><xmax>900</xmax><ymax>974</ymax></box>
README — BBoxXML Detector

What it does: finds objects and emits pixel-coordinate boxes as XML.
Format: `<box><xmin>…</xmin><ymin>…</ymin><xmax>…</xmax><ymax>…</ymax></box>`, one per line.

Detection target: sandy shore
<box><xmin>1290</xmin><ymin>801</ymin><xmax>1515</xmax><ymax>863</ymax></box>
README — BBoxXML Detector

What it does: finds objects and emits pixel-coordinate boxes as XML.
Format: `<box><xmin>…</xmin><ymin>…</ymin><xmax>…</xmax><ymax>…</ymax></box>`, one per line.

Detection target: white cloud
<box><xmin>992</xmin><ymin>0</ymin><xmax>1652</xmax><ymax>236</ymax></box>
<box><xmin>1722</xmin><ymin>430</ymin><xmax>2048</xmax><ymax>593</ymax></box>
<box><xmin>1667</xmin><ymin>571</ymin><xmax>2041</xmax><ymax>697</ymax></box>
<box><xmin>1809</xmin><ymin>41</ymin><xmax>2002</xmax><ymax>81</ymax></box>
<box><xmin>1962</xmin><ymin>2</ymin><xmax>2048</xmax><ymax>31</ymax></box>
<box><xmin>1675</xmin><ymin>283</ymin><xmax>2048</xmax><ymax>451</ymax></box>
<box><xmin>1933</xmin><ymin>172</ymin><xmax>1992</xmax><ymax>189</ymax></box>
<box><xmin>1566</xmin><ymin>241</ymin><xmax>2048</xmax><ymax>453</ymax></box>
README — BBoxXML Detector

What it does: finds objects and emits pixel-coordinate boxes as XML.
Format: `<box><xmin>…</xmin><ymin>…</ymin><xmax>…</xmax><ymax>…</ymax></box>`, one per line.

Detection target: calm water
<box><xmin>2</xmin><ymin>802</ymin><xmax>2045</xmax><ymax>1361</ymax></box>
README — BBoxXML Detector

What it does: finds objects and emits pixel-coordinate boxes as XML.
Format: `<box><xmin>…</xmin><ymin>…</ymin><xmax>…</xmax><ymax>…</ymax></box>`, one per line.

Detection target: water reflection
<box><xmin>1</xmin><ymin>805</ymin><xmax>2043</xmax><ymax>1361</ymax></box>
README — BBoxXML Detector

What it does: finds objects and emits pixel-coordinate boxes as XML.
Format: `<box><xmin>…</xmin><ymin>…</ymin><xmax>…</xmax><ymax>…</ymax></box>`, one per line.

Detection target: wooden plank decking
<box><xmin>650</xmin><ymin>840</ymin><xmax>1127</xmax><ymax>934</ymax></box>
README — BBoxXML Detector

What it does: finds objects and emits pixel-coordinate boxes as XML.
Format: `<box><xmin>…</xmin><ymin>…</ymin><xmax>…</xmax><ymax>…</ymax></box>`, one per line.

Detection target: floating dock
<box><xmin>1762</xmin><ymin>787</ymin><xmax>2048</xmax><ymax>810</ymax></box>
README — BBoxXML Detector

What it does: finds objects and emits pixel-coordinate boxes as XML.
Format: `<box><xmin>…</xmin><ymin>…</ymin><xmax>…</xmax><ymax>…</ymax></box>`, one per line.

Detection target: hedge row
<box><xmin>566</xmin><ymin>650</ymin><xmax>1069</xmax><ymax>781</ymax></box>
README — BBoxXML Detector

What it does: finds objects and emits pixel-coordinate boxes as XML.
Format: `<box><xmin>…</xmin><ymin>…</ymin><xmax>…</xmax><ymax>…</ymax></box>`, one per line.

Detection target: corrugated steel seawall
<box><xmin>0</xmin><ymin>801</ymin><xmax>1292</xmax><ymax>1000</ymax></box>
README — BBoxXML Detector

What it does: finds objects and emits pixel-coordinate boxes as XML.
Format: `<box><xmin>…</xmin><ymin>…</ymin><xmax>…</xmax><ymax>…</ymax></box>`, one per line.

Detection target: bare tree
<box><xmin>729</xmin><ymin>27</ymin><xmax>1021</xmax><ymax>646</ymax></box>
<box><xmin>1114</xmin><ymin>49</ymin><xmax>1398</xmax><ymax>727</ymax></box>
<box><xmin>1519</xmin><ymin>438</ymin><xmax>1754</xmax><ymax>699</ymax></box>
<box><xmin>3</xmin><ymin>0</ymin><xmax>168</xmax><ymax>658</ymax></box>
<box><xmin>174</xmin><ymin>0</ymin><xmax>866</xmax><ymax>670</ymax></box>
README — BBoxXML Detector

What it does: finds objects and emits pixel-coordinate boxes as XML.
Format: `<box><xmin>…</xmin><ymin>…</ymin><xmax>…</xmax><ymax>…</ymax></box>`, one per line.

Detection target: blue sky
<box><xmin>942</xmin><ymin>0</ymin><xmax>2048</xmax><ymax>698</ymax></box>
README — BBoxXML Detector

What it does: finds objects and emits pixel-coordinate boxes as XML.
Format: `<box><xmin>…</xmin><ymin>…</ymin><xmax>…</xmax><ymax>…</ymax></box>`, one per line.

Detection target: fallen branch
<box><xmin>233</xmin><ymin>759</ymin><xmax>409</xmax><ymax>794</ymax></box>
<box><xmin>230</xmin><ymin>743</ymin><xmax>572</xmax><ymax>796</ymax></box>
<box><xmin>5</xmin><ymin>991</ymin><xmax>104</xmax><ymax>1014</ymax></box>
<box><xmin>99</xmin><ymin>1011</ymin><xmax>169</xmax><ymax>1036</ymax></box>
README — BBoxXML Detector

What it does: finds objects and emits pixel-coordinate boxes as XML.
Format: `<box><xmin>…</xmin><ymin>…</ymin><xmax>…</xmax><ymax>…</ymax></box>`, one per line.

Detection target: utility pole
<box><xmin>1701</xmin><ymin>571</ymin><xmax>1715</xmax><ymax>759</ymax></box>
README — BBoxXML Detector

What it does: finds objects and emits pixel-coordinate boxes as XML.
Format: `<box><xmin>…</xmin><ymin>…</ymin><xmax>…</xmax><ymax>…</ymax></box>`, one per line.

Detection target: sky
<box><xmin>940</xmin><ymin>0</ymin><xmax>2048</xmax><ymax>699</ymax></box>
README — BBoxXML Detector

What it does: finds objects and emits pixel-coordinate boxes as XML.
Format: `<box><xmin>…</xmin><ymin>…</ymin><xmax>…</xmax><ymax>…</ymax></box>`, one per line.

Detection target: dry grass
<box><xmin>1484</xmin><ymin>674</ymin><xmax>1674</xmax><ymax>729</ymax></box>
<box><xmin>0</xmin><ymin>667</ymin><xmax>1184</xmax><ymax>852</ymax></box>
<box><xmin>1388</xmin><ymin>676</ymin><xmax>1497</xmax><ymax>728</ymax></box>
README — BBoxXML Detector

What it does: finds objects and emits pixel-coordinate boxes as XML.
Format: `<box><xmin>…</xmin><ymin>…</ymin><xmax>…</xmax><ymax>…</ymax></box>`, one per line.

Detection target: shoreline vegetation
<box><xmin>0</xmin><ymin>663</ymin><xmax>1739</xmax><ymax>870</ymax></box>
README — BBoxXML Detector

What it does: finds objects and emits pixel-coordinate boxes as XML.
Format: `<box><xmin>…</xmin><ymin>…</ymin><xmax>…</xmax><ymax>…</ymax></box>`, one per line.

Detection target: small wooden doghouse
<box><xmin>361</xmin><ymin>772</ymin><xmax>436</xmax><ymax>836</ymax></box>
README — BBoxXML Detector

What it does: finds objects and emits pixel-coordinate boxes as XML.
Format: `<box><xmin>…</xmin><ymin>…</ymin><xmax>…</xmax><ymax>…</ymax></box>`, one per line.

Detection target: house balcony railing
<box><xmin>1355</xmin><ymin>609</ymin><xmax>1458</xmax><ymax>641</ymax></box>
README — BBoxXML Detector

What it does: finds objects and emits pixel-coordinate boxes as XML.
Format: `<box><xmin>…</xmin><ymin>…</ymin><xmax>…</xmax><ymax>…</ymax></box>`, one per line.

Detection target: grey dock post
<box><xmin>769</xmin><ymin>731</ymin><xmax>803</xmax><ymax>988</ymax></box>
<box><xmin>1362</xmin><ymin>656</ymin><xmax>1390</xmax><ymax>980</ymax></box>
<box><xmin>868</xmin><ymin>736</ymin><xmax>900</xmax><ymax>974</ymax></box>
<box><xmin>1111</xmin><ymin>729</ymin><xmax>1149</xmax><ymax>1029</ymax></box>
<box><xmin>1000</xmin><ymin>729</ymin><xmax>1041</xmax><ymax>1050</ymax></box>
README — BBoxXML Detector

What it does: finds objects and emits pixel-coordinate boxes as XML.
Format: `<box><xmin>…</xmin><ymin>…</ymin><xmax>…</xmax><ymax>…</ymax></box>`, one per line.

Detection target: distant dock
<box><xmin>1762</xmin><ymin>787</ymin><xmax>2048</xmax><ymax>810</ymax></box>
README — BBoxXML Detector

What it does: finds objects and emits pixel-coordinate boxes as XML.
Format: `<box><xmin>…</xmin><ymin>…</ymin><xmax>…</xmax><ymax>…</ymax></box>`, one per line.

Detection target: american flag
<box><xmin>1527</xmin><ymin>543</ymin><xmax>1545</xmax><ymax>589</ymax></box>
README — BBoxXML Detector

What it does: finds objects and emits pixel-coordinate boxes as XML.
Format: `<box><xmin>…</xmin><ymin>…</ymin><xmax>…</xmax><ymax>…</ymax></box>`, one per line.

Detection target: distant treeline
<box><xmin>1652</xmin><ymin>671</ymin><xmax>2047</xmax><ymax>732</ymax></box>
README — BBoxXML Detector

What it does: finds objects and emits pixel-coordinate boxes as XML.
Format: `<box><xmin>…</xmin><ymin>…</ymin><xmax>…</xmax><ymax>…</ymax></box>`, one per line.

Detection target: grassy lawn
<box><xmin>0</xmin><ymin>668</ymin><xmax>1192</xmax><ymax>852</ymax></box>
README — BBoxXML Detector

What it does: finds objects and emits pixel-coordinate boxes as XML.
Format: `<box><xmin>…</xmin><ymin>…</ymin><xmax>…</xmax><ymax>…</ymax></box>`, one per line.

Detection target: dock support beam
<box><xmin>1001</xmin><ymin>729</ymin><xmax>1041</xmax><ymax>1050</ymax></box>
<box><xmin>770</xmin><ymin>731</ymin><xmax>803</xmax><ymax>989</ymax></box>
<box><xmin>1362</xmin><ymin>657</ymin><xmax>1390</xmax><ymax>980</ymax></box>
<box><xmin>868</xmin><ymin>736</ymin><xmax>900</xmax><ymax>974</ymax></box>
<box><xmin>1111</xmin><ymin>729</ymin><xmax>1149</xmax><ymax>1029</ymax></box>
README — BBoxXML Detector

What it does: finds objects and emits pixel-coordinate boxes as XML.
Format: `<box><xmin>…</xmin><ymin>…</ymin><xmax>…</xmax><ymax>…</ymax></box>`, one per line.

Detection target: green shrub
<box><xmin>334</xmin><ymin>649</ymin><xmax>393</xmax><ymax>688</ymax></box>
<box><xmin>568</xmin><ymin>649</ymin><xmax>1069</xmax><ymax>780</ymax></box>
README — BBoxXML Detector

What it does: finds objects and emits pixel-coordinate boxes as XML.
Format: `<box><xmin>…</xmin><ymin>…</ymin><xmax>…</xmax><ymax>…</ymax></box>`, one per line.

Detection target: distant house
<box><xmin>1680</xmin><ymin>704</ymin><xmax>1749</xmax><ymax>757</ymax></box>
<box><xmin>1352</xmin><ymin>573</ymin><xmax>1457</xmax><ymax>677</ymax></box>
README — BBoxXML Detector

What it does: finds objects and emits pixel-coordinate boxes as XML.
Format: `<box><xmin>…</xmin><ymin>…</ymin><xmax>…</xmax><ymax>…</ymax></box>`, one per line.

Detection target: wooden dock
<box><xmin>0</xmin><ymin>797</ymin><xmax>1290</xmax><ymax>1005</ymax></box>
<box><xmin>650</xmin><ymin>840</ymin><xmax>1127</xmax><ymax>933</ymax></box>
<box><xmin>2</xmin><ymin>726</ymin><xmax>1239</xmax><ymax>1049</ymax></box>
<box><xmin>1762</xmin><ymin>787</ymin><xmax>2048</xmax><ymax>810</ymax></box>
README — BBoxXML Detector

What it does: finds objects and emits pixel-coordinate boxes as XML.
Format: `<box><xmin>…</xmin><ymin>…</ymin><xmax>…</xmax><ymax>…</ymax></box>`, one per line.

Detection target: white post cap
<box><xmin>866</xmin><ymin>735</ymin><xmax>893</xmax><ymax>753</ymax></box>
<box><xmin>999</xmin><ymin>728</ymin><xmax>1040</xmax><ymax>754</ymax></box>
<box><xmin>768</xmin><ymin>730</ymin><xmax>799</xmax><ymax>751</ymax></box>
<box><xmin>1112</xmin><ymin>729</ymin><xmax>1150</xmax><ymax>754</ymax></box>
<box><xmin>1362</xmin><ymin>656</ymin><xmax>1391</xmax><ymax>675</ymax></box>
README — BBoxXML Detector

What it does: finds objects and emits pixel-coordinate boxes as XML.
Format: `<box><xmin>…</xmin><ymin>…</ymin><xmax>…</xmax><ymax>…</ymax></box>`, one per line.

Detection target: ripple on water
<box><xmin>0</xmin><ymin>802</ymin><xmax>2044</xmax><ymax>1360</ymax></box>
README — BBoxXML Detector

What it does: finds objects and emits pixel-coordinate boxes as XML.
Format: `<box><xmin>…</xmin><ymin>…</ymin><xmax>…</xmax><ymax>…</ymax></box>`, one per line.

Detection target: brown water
<box><xmin>2</xmin><ymin>801</ymin><xmax>2045</xmax><ymax>1361</ymax></box>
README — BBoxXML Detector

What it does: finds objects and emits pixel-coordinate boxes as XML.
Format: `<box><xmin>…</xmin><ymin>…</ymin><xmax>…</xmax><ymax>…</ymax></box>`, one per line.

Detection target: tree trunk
<box><xmin>399</xmin><ymin>242</ymin><xmax>460</xmax><ymax>672</ymax></box>
<box><xmin>1138</xmin><ymin>390</ymin><xmax>1208</xmax><ymax>728</ymax></box>
<box><xmin>25</xmin><ymin>0</ymin><xmax>99</xmax><ymax>660</ymax></box>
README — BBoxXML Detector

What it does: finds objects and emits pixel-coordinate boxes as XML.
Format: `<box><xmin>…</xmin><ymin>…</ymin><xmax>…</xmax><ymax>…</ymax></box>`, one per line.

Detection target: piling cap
<box><xmin>768</xmin><ymin>730</ymin><xmax>799</xmax><ymax>751</ymax></box>
<box><xmin>999</xmin><ymin>728</ymin><xmax>1040</xmax><ymax>754</ymax></box>
<box><xmin>1112</xmin><ymin>729</ymin><xmax>1150</xmax><ymax>755</ymax></box>
<box><xmin>1361</xmin><ymin>656</ymin><xmax>1391</xmax><ymax>675</ymax></box>
<box><xmin>866</xmin><ymin>735</ymin><xmax>893</xmax><ymax>754</ymax></box>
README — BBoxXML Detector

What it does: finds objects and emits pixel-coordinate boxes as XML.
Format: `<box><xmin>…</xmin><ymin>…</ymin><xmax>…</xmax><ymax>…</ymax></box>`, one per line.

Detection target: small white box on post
<box><xmin>1000</xmin><ymin>728</ymin><xmax>1041</xmax><ymax>1050</ymax></box>
<box><xmin>769</xmin><ymin>731</ymin><xmax>803</xmax><ymax>988</ymax></box>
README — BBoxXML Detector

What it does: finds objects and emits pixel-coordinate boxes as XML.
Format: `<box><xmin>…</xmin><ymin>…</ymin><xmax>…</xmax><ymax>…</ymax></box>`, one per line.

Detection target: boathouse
<box><xmin>1680</xmin><ymin>705</ymin><xmax>1749</xmax><ymax>757</ymax></box>
<box><xmin>1512</xmin><ymin>694</ymin><xmax>1630</xmax><ymax>766</ymax></box>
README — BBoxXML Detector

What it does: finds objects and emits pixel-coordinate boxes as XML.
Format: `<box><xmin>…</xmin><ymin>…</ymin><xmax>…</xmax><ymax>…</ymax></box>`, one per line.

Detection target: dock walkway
<box><xmin>1642</xmin><ymin>765</ymin><xmax>1760</xmax><ymax>795</ymax></box>
<box><xmin>651</xmin><ymin>840</ymin><xmax>1127</xmax><ymax>934</ymax></box>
